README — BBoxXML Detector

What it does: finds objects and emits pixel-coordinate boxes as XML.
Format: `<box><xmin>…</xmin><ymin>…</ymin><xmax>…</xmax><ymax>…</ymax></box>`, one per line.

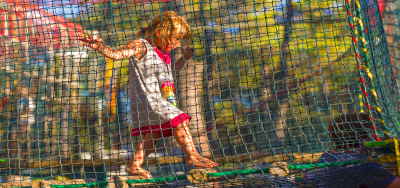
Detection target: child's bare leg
<box><xmin>174</xmin><ymin>120</ymin><xmax>218</xmax><ymax>168</ymax></box>
<box><xmin>127</xmin><ymin>133</ymin><xmax>160</xmax><ymax>178</ymax></box>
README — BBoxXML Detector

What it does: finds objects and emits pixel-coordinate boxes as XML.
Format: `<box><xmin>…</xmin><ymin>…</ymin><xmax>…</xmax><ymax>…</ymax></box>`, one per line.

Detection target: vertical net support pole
<box><xmin>393</xmin><ymin>138</ymin><xmax>400</xmax><ymax>176</ymax></box>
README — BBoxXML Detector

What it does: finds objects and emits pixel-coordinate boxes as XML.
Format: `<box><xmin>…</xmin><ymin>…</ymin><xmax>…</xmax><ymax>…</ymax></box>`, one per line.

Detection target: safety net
<box><xmin>0</xmin><ymin>0</ymin><xmax>398</xmax><ymax>187</ymax></box>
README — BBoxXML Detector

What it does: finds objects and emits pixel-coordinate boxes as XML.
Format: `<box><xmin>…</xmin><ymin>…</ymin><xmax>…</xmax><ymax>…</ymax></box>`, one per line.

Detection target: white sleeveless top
<box><xmin>128</xmin><ymin>39</ymin><xmax>184</xmax><ymax>127</ymax></box>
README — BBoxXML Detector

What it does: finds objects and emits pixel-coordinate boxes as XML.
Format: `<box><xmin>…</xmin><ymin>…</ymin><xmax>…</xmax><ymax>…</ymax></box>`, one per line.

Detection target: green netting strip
<box><xmin>288</xmin><ymin>160</ymin><xmax>363</xmax><ymax>170</ymax></box>
<box><xmin>50</xmin><ymin>181</ymin><xmax>108</xmax><ymax>188</ymax></box>
<box><xmin>363</xmin><ymin>140</ymin><xmax>393</xmax><ymax>148</ymax></box>
<box><xmin>207</xmin><ymin>168</ymin><xmax>269</xmax><ymax>177</ymax></box>
<box><xmin>127</xmin><ymin>168</ymin><xmax>270</xmax><ymax>183</ymax></box>
<box><xmin>126</xmin><ymin>175</ymin><xmax>186</xmax><ymax>184</ymax></box>
<box><xmin>9</xmin><ymin>160</ymin><xmax>362</xmax><ymax>187</ymax></box>
<box><xmin>0</xmin><ymin>159</ymin><xmax>7</xmax><ymax>162</ymax></box>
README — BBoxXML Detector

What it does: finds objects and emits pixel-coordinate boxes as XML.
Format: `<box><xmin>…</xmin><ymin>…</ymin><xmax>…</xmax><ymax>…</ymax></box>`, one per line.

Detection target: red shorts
<box><xmin>131</xmin><ymin>113</ymin><xmax>191</xmax><ymax>137</ymax></box>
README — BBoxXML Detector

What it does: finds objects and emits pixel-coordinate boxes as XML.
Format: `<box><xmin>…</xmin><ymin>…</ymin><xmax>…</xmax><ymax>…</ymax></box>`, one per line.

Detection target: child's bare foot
<box><xmin>187</xmin><ymin>155</ymin><xmax>219</xmax><ymax>168</ymax></box>
<box><xmin>126</xmin><ymin>167</ymin><xmax>152</xmax><ymax>179</ymax></box>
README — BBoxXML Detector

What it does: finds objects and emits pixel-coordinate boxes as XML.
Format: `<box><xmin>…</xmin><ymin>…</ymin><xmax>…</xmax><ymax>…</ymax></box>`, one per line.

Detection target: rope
<box><xmin>344</xmin><ymin>0</ymin><xmax>387</xmax><ymax>140</ymax></box>
<box><xmin>49</xmin><ymin>181</ymin><xmax>108</xmax><ymax>188</ymax></box>
<box><xmin>363</xmin><ymin>139</ymin><xmax>393</xmax><ymax>148</ymax></box>
<box><xmin>207</xmin><ymin>168</ymin><xmax>269</xmax><ymax>177</ymax></box>
<box><xmin>3</xmin><ymin>160</ymin><xmax>363</xmax><ymax>187</ymax></box>
<box><xmin>126</xmin><ymin>168</ymin><xmax>269</xmax><ymax>184</ymax></box>
<box><xmin>126</xmin><ymin>175</ymin><xmax>186</xmax><ymax>184</ymax></box>
<box><xmin>53</xmin><ymin>160</ymin><xmax>361</xmax><ymax>186</ymax></box>
<box><xmin>288</xmin><ymin>160</ymin><xmax>364</xmax><ymax>170</ymax></box>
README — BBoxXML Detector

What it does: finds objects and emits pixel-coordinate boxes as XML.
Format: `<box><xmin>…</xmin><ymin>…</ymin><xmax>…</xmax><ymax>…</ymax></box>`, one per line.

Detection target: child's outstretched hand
<box><xmin>181</xmin><ymin>45</ymin><xmax>194</xmax><ymax>60</ymax></box>
<box><xmin>78</xmin><ymin>31</ymin><xmax>103</xmax><ymax>49</ymax></box>
<box><xmin>173</xmin><ymin>45</ymin><xmax>194</xmax><ymax>70</ymax></box>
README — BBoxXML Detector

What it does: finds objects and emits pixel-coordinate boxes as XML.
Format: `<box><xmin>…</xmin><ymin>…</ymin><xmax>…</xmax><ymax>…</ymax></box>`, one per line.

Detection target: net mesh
<box><xmin>0</xmin><ymin>0</ymin><xmax>398</xmax><ymax>187</ymax></box>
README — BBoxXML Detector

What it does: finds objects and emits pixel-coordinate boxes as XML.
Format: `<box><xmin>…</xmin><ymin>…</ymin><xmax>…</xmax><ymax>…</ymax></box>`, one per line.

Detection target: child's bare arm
<box><xmin>92</xmin><ymin>40</ymin><xmax>146</xmax><ymax>60</ymax></box>
<box><xmin>80</xmin><ymin>35</ymin><xmax>146</xmax><ymax>60</ymax></box>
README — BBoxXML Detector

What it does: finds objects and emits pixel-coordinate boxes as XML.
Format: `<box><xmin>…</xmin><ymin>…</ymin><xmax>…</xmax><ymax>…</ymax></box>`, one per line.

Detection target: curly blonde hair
<box><xmin>138</xmin><ymin>11</ymin><xmax>191</xmax><ymax>50</ymax></box>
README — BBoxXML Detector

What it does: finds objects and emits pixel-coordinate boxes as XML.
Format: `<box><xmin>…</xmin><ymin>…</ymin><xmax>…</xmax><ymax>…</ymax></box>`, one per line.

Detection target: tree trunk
<box><xmin>55</xmin><ymin>49</ymin><xmax>71</xmax><ymax>158</ymax></box>
<box><xmin>176</xmin><ymin>59</ymin><xmax>212</xmax><ymax>157</ymax></box>
<box><xmin>47</xmin><ymin>48</ymin><xmax>59</xmax><ymax>156</ymax></box>
<box><xmin>275</xmin><ymin>0</ymin><xmax>293</xmax><ymax>141</ymax></box>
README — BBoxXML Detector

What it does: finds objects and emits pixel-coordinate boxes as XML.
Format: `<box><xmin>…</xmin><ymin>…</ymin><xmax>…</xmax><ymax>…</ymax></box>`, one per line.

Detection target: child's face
<box><xmin>164</xmin><ymin>37</ymin><xmax>181</xmax><ymax>52</ymax></box>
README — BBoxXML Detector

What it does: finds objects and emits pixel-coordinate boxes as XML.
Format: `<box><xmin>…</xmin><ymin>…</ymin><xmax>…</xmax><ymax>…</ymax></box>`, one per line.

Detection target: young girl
<box><xmin>80</xmin><ymin>11</ymin><xmax>218</xmax><ymax>178</ymax></box>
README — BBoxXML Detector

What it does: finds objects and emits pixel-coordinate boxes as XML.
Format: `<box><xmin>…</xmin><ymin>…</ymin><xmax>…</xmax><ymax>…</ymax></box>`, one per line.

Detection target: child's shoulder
<box><xmin>126</xmin><ymin>39</ymin><xmax>148</xmax><ymax>60</ymax></box>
